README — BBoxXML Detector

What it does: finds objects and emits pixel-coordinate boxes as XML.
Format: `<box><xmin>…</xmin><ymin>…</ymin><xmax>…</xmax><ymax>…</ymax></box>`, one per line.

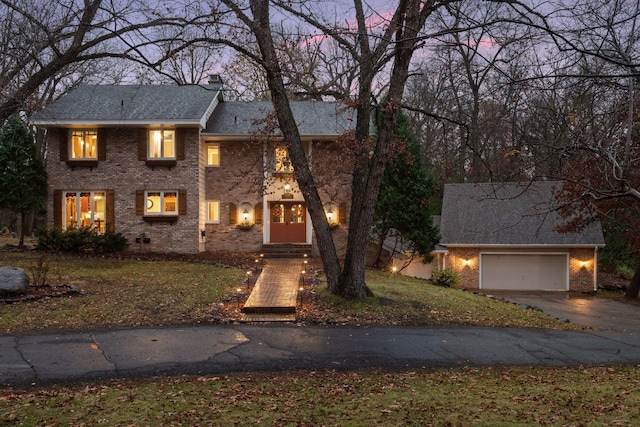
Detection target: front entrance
<box><xmin>270</xmin><ymin>202</ymin><xmax>306</xmax><ymax>243</ymax></box>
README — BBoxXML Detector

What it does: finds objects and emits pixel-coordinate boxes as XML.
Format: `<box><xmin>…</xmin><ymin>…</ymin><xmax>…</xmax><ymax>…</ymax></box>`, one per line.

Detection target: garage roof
<box><xmin>440</xmin><ymin>181</ymin><xmax>605</xmax><ymax>247</ymax></box>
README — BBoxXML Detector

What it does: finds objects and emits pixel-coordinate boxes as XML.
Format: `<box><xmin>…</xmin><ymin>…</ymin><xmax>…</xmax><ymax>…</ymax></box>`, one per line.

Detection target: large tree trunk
<box><xmin>247</xmin><ymin>0</ymin><xmax>343</xmax><ymax>289</ymax></box>
<box><xmin>19</xmin><ymin>211</ymin><xmax>26</xmax><ymax>247</ymax></box>
<box><xmin>241</xmin><ymin>0</ymin><xmax>436</xmax><ymax>299</ymax></box>
<box><xmin>624</xmin><ymin>263</ymin><xmax>640</xmax><ymax>299</ymax></box>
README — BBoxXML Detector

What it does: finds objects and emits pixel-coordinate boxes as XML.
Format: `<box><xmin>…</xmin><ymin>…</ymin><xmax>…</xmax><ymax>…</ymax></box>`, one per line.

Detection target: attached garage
<box><xmin>480</xmin><ymin>253</ymin><xmax>568</xmax><ymax>291</ymax></box>
<box><xmin>439</xmin><ymin>182</ymin><xmax>605</xmax><ymax>292</ymax></box>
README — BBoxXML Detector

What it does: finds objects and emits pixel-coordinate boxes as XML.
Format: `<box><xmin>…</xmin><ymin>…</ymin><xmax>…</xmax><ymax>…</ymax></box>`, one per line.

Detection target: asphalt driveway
<box><xmin>486</xmin><ymin>292</ymin><xmax>640</xmax><ymax>333</ymax></box>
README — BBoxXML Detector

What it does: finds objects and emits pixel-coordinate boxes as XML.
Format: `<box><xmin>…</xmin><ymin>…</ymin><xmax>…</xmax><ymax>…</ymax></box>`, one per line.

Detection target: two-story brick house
<box><xmin>32</xmin><ymin>80</ymin><xmax>355</xmax><ymax>254</ymax></box>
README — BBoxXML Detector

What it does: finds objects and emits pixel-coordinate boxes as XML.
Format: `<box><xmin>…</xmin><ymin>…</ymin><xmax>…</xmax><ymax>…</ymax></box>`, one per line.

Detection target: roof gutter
<box><xmin>440</xmin><ymin>243</ymin><xmax>606</xmax><ymax>249</ymax></box>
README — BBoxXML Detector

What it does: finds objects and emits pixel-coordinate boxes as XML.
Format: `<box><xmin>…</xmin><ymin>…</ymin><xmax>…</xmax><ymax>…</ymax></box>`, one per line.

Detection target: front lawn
<box><xmin>2</xmin><ymin>366</ymin><xmax>639</xmax><ymax>426</ymax></box>
<box><xmin>313</xmin><ymin>270</ymin><xmax>579</xmax><ymax>329</ymax></box>
<box><xmin>0</xmin><ymin>252</ymin><xmax>245</xmax><ymax>334</ymax></box>
<box><xmin>0</xmin><ymin>250</ymin><xmax>578</xmax><ymax>334</ymax></box>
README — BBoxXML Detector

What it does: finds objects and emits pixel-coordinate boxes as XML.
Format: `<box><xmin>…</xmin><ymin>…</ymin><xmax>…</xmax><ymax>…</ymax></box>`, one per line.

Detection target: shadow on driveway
<box><xmin>484</xmin><ymin>291</ymin><xmax>640</xmax><ymax>333</ymax></box>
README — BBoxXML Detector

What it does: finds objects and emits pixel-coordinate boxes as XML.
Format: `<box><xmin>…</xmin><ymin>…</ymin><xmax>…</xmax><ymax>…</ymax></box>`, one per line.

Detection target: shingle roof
<box><xmin>203</xmin><ymin>101</ymin><xmax>358</xmax><ymax>136</ymax></box>
<box><xmin>31</xmin><ymin>85</ymin><xmax>221</xmax><ymax>126</ymax></box>
<box><xmin>440</xmin><ymin>181</ymin><xmax>605</xmax><ymax>247</ymax></box>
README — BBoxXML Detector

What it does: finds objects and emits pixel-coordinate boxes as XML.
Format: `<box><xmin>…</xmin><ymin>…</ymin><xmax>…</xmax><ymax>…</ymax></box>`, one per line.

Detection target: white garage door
<box><xmin>480</xmin><ymin>254</ymin><xmax>568</xmax><ymax>291</ymax></box>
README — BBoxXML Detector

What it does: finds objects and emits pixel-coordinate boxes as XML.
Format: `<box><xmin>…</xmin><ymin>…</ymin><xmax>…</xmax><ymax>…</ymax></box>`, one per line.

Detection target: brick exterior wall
<box><xmin>568</xmin><ymin>247</ymin><xmax>598</xmax><ymax>292</ymax></box>
<box><xmin>445</xmin><ymin>247</ymin><xmax>598</xmax><ymax>291</ymax></box>
<box><xmin>47</xmin><ymin>127</ymin><xmax>354</xmax><ymax>255</ymax></box>
<box><xmin>47</xmin><ymin>127</ymin><xmax>203</xmax><ymax>254</ymax></box>
<box><xmin>203</xmin><ymin>139</ymin><xmax>264</xmax><ymax>253</ymax></box>
<box><xmin>202</xmin><ymin>139</ymin><xmax>353</xmax><ymax>257</ymax></box>
<box><xmin>446</xmin><ymin>247</ymin><xmax>481</xmax><ymax>289</ymax></box>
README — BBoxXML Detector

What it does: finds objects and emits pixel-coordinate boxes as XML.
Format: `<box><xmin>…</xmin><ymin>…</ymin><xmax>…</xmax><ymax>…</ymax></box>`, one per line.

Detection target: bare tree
<box><xmin>537</xmin><ymin>1</ymin><xmax>640</xmax><ymax>296</ymax></box>
<box><xmin>206</xmin><ymin>0</ymin><xmax>454</xmax><ymax>298</ymax></box>
<box><xmin>0</xmin><ymin>0</ymin><xmax>190</xmax><ymax>122</ymax></box>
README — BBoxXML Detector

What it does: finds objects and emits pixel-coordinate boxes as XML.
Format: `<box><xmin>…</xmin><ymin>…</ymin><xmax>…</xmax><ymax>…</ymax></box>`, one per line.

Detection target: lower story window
<box><xmin>64</xmin><ymin>191</ymin><xmax>106</xmax><ymax>232</ymax></box>
<box><xmin>206</xmin><ymin>200</ymin><xmax>220</xmax><ymax>223</ymax></box>
<box><xmin>146</xmin><ymin>191</ymin><xmax>178</xmax><ymax>215</ymax></box>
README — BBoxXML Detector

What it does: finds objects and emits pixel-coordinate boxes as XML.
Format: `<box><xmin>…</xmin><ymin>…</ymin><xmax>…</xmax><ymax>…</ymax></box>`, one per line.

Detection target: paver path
<box><xmin>242</xmin><ymin>258</ymin><xmax>303</xmax><ymax>316</ymax></box>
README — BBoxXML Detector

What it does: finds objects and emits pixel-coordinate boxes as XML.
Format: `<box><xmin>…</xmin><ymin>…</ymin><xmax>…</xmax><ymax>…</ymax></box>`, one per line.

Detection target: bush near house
<box><xmin>35</xmin><ymin>227</ymin><xmax>128</xmax><ymax>253</ymax></box>
<box><xmin>430</xmin><ymin>267</ymin><xmax>461</xmax><ymax>287</ymax></box>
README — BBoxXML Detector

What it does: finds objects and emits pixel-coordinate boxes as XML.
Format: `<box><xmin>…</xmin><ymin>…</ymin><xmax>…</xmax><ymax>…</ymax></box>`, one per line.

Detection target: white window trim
<box><xmin>206</xmin><ymin>143</ymin><xmax>220</xmax><ymax>167</ymax></box>
<box><xmin>70</xmin><ymin>129</ymin><xmax>98</xmax><ymax>160</ymax></box>
<box><xmin>145</xmin><ymin>190</ymin><xmax>178</xmax><ymax>216</ymax></box>
<box><xmin>206</xmin><ymin>200</ymin><xmax>220</xmax><ymax>224</ymax></box>
<box><xmin>148</xmin><ymin>130</ymin><xmax>176</xmax><ymax>160</ymax></box>
<box><xmin>63</xmin><ymin>190</ymin><xmax>106</xmax><ymax>230</ymax></box>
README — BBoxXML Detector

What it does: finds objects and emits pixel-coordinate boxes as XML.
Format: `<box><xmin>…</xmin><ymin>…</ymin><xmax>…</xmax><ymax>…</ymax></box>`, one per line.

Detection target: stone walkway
<box><xmin>242</xmin><ymin>258</ymin><xmax>306</xmax><ymax>321</ymax></box>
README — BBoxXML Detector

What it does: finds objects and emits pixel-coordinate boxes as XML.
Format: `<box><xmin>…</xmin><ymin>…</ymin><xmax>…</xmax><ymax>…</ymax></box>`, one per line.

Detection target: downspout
<box><xmin>593</xmin><ymin>247</ymin><xmax>599</xmax><ymax>292</ymax></box>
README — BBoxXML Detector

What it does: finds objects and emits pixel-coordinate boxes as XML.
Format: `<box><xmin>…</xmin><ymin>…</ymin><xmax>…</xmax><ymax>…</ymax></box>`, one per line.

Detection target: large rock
<box><xmin>0</xmin><ymin>267</ymin><xmax>29</xmax><ymax>294</ymax></box>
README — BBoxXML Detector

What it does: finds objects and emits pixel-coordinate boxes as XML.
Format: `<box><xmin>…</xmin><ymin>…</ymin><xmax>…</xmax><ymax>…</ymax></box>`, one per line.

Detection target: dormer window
<box><xmin>70</xmin><ymin>130</ymin><xmax>98</xmax><ymax>159</ymax></box>
<box><xmin>149</xmin><ymin>130</ymin><xmax>175</xmax><ymax>159</ymax></box>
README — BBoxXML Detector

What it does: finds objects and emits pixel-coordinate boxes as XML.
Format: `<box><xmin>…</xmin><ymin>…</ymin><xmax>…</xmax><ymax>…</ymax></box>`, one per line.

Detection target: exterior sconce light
<box><xmin>238</xmin><ymin>203</ymin><xmax>253</xmax><ymax>230</ymax></box>
<box><xmin>325</xmin><ymin>205</ymin><xmax>338</xmax><ymax>228</ymax></box>
<box><xmin>579</xmin><ymin>260</ymin><xmax>589</xmax><ymax>268</ymax></box>
<box><xmin>462</xmin><ymin>258</ymin><xmax>471</xmax><ymax>267</ymax></box>
<box><xmin>284</xmin><ymin>183</ymin><xmax>291</xmax><ymax>191</ymax></box>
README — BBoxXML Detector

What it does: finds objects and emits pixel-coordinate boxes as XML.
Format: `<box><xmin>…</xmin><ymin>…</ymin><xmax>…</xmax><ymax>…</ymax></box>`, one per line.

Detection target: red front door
<box><xmin>270</xmin><ymin>202</ymin><xmax>306</xmax><ymax>243</ymax></box>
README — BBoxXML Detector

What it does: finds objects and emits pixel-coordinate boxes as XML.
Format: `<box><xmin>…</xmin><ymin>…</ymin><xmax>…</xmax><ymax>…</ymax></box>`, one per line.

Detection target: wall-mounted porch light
<box><xmin>237</xmin><ymin>202</ymin><xmax>254</xmax><ymax>230</ymax></box>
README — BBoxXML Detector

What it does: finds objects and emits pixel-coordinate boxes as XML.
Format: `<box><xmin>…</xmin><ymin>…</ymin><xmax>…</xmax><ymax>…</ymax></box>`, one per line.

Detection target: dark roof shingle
<box><xmin>440</xmin><ymin>181</ymin><xmax>605</xmax><ymax>247</ymax></box>
<box><xmin>204</xmin><ymin>101</ymin><xmax>358</xmax><ymax>136</ymax></box>
<box><xmin>31</xmin><ymin>85</ymin><xmax>221</xmax><ymax>125</ymax></box>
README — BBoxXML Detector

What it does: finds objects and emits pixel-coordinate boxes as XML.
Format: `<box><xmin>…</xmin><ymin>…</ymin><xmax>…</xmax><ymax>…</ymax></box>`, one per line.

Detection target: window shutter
<box><xmin>339</xmin><ymin>202</ymin><xmax>347</xmax><ymax>224</ymax></box>
<box><xmin>53</xmin><ymin>190</ymin><xmax>62</xmax><ymax>228</ymax></box>
<box><xmin>176</xmin><ymin>129</ymin><xmax>185</xmax><ymax>160</ymax></box>
<box><xmin>135</xmin><ymin>190</ymin><xmax>145</xmax><ymax>215</ymax></box>
<box><xmin>59</xmin><ymin>129</ymin><xmax>69</xmax><ymax>161</ymax></box>
<box><xmin>138</xmin><ymin>129</ymin><xmax>147</xmax><ymax>160</ymax></box>
<box><xmin>97</xmin><ymin>129</ymin><xmax>107</xmax><ymax>161</ymax></box>
<box><xmin>254</xmin><ymin>203</ymin><xmax>263</xmax><ymax>225</ymax></box>
<box><xmin>229</xmin><ymin>203</ymin><xmax>237</xmax><ymax>225</ymax></box>
<box><xmin>178</xmin><ymin>189</ymin><xmax>187</xmax><ymax>215</ymax></box>
<box><xmin>105</xmin><ymin>189</ymin><xmax>115</xmax><ymax>230</ymax></box>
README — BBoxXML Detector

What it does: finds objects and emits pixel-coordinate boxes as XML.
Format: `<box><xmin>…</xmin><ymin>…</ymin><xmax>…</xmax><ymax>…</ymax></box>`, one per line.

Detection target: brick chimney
<box><xmin>207</xmin><ymin>74</ymin><xmax>224</xmax><ymax>90</ymax></box>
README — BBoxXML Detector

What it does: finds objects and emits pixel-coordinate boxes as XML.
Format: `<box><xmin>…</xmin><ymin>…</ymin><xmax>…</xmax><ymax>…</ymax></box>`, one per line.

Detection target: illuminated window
<box><xmin>207</xmin><ymin>144</ymin><xmax>220</xmax><ymax>166</ymax></box>
<box><xmin>291</xmin><ymin>204</ymin><xmax>305</xmax><ymax>224</ymax></box>
<box><xmin>145</xmin><ymin>191</ymin><xmax>177</xmax><ymax>215</ymax></box>
<box><xmin>275</xmin><ymin>147</ymin><xmax>293</xmax><ymax>173</ymax></box>
<box><xmin>70</xmin><ymin>130</ymin><xmax>98</xmax><ymax>159</ymax></box>
<box><xmin>149</xmin><ymin>130</ymin><xmax>175</xmax><ymax>159</ymax></box>
<box><xmin>206</xmin><ymin>201</ymin><xmax>220</xmax><ymax>223</ymax></box>
<box><xmin>272</xmin><ymin>203</ymin><xmax>285</xmax><ymax>223</ymax></box>
<box><xmin>64</xmin><ymin>191</ymin><xmax>106</xmax><ymax>232</ymax></box>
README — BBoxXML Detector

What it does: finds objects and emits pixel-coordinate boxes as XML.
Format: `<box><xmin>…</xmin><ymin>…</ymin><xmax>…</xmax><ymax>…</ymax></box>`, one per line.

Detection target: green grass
<box><xmin>0</xmin><ymin>251</ymin><xmax>580</xmax><ymax>334</ymax></box>
<box><xmin>315</xmin><ymin>270</ymin><xmax>581</xmax><ymax>329</ymax></box>
<box><xmin>2</xmin><ymin>366</ymin><xmax>640</xmax><ymax>426</ymax></box>
<box><xmin>0</xmin><ymin>249</ymin><xmax>631</xmax><ymax>425</ymax></box>
<box><xmin>0</xmin><ymin>252</ymin><xmax>245</xmax><ymax>334</ymax></box>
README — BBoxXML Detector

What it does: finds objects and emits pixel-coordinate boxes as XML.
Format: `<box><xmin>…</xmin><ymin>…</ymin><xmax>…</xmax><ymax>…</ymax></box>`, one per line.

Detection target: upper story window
<box><xmin>149</xmin><ymin>130</ymin><xmax>175</xmax><ymax>160</ymax></box>
<box><xmin>275</xmin><ymin>147</ymin><xmax>293</xmax><ymax>173</ymax></box>
<box><xmin>70</xmin><ymin>130</ymin><xmax>98</xmax><ymax>159</ymax></box>
<box><xmin>207</xmin><ymin>144</ymin><xmax>220</xmax><ymax>166</ymax></box>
